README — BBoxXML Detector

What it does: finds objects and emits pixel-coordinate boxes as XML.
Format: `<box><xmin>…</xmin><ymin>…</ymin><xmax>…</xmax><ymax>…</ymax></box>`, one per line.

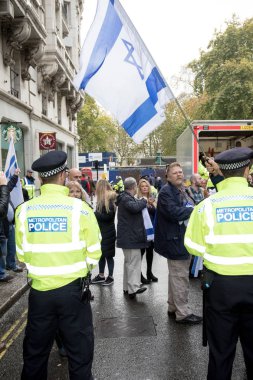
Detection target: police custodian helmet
<box><xmin>215</xmin><ymin>147</ymin><xmax>253</xmax><ymax>171</ymax></box>
<box><xmin>32</xmin><ymin>151</ymin><xmax>67</xmax><ymax>178</ymax></box>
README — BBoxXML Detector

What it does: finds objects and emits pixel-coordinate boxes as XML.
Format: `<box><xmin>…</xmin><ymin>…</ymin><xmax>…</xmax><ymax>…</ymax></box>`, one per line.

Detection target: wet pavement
<box><xmin>0</xmin><ymin>249</ymin><xmax>247</xmax><ymax>380</ymax></box>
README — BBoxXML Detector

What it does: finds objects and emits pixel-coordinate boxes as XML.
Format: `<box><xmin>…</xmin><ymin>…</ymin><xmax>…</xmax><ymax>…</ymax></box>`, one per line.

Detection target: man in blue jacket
<box><xmin>154</xmin><ymin>162</ymin><xmax>202</xmax><ymax>324</ymax></box>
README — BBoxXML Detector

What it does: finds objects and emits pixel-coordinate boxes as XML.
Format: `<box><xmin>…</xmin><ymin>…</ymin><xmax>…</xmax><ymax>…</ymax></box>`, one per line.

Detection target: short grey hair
<box><xmin>124</xmin><ymin>177</ymin><xmax>137</xmax><ymax>190</ymax></box>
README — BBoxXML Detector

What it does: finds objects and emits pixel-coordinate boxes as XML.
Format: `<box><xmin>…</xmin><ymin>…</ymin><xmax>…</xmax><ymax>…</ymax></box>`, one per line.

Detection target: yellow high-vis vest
<box><xmin>21</xmin><ymin>177</ymin><xmax>36</xmax><ymax>199</ymax></box>
<box><xmin>185</xmin><ymin>177</ymin><xmax>253</xmax><ymax>275</ymax></box>
<box><xmin>198</xmin><ymin>161</ymin><xmax>214</xmax><ymax>188</ymax></box>
<box><xmin>15</xmin><ymin>184</ymin><xmax>102</xmax><ymax>291</ymax></box>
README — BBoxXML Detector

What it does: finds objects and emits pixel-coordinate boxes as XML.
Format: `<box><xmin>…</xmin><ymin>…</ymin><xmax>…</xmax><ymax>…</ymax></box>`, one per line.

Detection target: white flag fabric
<box><xmin>74</xmin><ymin>0</ymin><xmax>174</xmax><ymax>143</ymax></box>
<box><xmin>4</xmin><ymin>138</ymin><xmax>24</xmax><ymax>209</ymax></box>
<box><xmin>142</xmin><ymin>207</ymin><xmax>154</xmax><ymax>241</ymax></box>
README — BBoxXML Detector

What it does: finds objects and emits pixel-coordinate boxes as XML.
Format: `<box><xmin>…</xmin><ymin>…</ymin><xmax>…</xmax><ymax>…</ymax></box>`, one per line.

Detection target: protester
<box><xmin>68</xmin><ymin>168</ymin><xmax>90</xmax><ymax>203</ymax></box>
<box><xmin>91</xmin><ymin>180</ymin><xmax>117</xmax><ymax>286</ymax></box>
<box><xmin>66</xmin><ymin>180</ymin><xmax>83</xmax><ymax>199</ymax></box>
<box><xmin>186</xmin><ymin>173</ymin><xmax>205</xmax><ymax>204</ymax></box>
<box><xmin>0</xmin><ymin>172</ymin><xmax>11</xmax><ymax>283</ymax></box>
<box><xmin>21</xmin><ymin>169</ymin><xmax>36</xmax><ymax>199</ymax></box>
<box><xmin>185</xmin><ymin>147</ymin><xmax>253</xmax><ymax>379</ymax></box>
<box><xmin>0</xmin><ymin>169</ymin><xmax>23</xmax><ymax>281</ymax></box>
<box><xmin>116</xmin><ymin>177</ymin><xmax>148</xmax><ymax>299</ymax></box>
<box><xmin>186</xmin><ymin>173</ymin><xmax>206</xmax><ymax>278</ymax></box>
<box><xmin>88</xmin><ymin>176</ymin><xmax>96</xmax><ymax>204</ymax></box>
<box><xmin>154</xmin><ymin>176</ymin><xmax>163</xmax><ymax>192</ymax></box>
<box><xmin>154</xmin><ymin>162</ymin><xmax>202</xmax><ymax>324</ymax></box>
<box><xmin>15</xmin><ymin>151</ymin><xmax>101</xmax><ymax>380</ymax></box>
<box><xmin>140</xmin><ymin>175</ymin><xmax>158</xmax><ymax>197</ymax></box>
<box><xmin>137</xmin><ymin>178</ymin><xmax>158</xmax><ymax>284</ymax></box>
<box><xmin>80</xmin><ymin>171</ymin><xmax>90</xmax><ymax>194</ymax></box>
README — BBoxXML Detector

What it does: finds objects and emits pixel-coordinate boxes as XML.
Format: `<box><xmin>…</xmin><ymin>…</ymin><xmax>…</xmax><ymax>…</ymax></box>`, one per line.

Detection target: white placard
<box><xmin>78</xmin><ymin>155</ymin><xmax>86</xmax><ymax>164</ymax></box>
<box><xmin>88</xmin><ymin>152</ymin><xmax>102</xmax><ymax>161</ymax></box>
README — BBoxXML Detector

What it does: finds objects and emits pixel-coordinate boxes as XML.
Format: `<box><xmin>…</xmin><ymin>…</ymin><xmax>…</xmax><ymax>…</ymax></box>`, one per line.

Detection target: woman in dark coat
<box><xmin>92</xmin><ymin>180</ymin><xmax>116</xmax><ymax>286</ymax></box>
<box><xmin>137</xmin><ymin>178</ymin><xmax>158</xmax><ymax>283</ymax></box>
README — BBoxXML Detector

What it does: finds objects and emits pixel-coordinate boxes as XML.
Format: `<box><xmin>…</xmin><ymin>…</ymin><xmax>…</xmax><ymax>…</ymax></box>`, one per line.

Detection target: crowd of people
<box><xmin>1</xmin><ymin>147</ymin><xmax>253</xmax><ymax>379</ymax></box>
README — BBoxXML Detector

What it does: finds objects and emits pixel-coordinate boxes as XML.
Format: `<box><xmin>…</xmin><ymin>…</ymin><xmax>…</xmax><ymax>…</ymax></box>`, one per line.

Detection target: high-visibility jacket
<box><xmin>185</xmin><ymin>177</ymin><xmax>253</xmax><ymax>275</ymax></box>
<box><xmin>21</xmin><ymin>177</ymin><xmax>36</xmax><ymax>199</ymax></box>
<box><xmin>113</xmin><ymin>179</ymin><xmax>124</xmax><ymax>193</ymax></box>
<box><xmin>198</xmin><ymin>161</ymin><xmax>214</xmax><ymax>188</ymax></box>
<box><xmin>15</xmin><ymin>184</ymin><xmax>102</xmax><ymax>291</ymax></box>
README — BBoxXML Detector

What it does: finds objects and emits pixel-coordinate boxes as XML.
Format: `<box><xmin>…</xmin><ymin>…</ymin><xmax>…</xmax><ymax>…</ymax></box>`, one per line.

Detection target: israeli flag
<box><xmin>74</xmin><ymin>0</ymin><xmax>174</xmax><ymax>143</ymax></box>
<box><xmin>142</xmin><ymin>207</ymin><xmax>154</xmax><ymax>241</ymax></box>
<box><xmin>4</xmin><ymin>137</ymin><xmax>24</xmax><ymax>209</ymax></box>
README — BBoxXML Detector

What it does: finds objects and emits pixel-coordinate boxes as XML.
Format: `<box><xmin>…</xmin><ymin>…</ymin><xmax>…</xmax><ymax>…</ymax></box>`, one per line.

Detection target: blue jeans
<box><xmin>6</xmin><ymin>224</ymin><xmax>17</xmax><ymax>269</ymax></box>
<box><xmin>0</xmin><ymin>239</ymin><xmax>7</xmax><ymax>279</ymax></box>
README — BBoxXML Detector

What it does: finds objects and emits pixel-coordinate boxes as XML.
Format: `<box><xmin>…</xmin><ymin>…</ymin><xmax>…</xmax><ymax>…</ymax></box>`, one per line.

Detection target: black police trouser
<box><xmin>205</xmin><ymin>274</ymin><xmax>253</xmax><ymax>380</ymax></box>
<box><xmin>21</xmin><ymin>280</ymin><xmax>94</xmax><ymax>380</ymax></box>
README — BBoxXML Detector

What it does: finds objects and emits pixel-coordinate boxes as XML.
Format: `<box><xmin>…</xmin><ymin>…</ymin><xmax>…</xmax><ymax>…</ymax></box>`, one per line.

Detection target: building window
<box><xmin>42</xmin><ymin>94</ymin><xmax>48</xmax><ymax>116</ymax></box>
<box><xmin>62</xmin><ymin>1</ymin><xmax>70</xmax><ymax>24</ymax></box>
<box><xmin>67</xmin><ymin>145</ymin><xmax>73</xmax><ymax>168</ymax></box>
<box><xmin>56</xmin><ymin>141</ymin><xmax>63</xmax><ymax>150</ymax></box>
<box><xmin>57</xmin><ymin>93</ymin><xmax>62</xmax><ymax>124</ymax></box>
<box><xmin>10</xmin><ymin>69</ymin><xmax>19</xmax><ymax>98</ymax></box>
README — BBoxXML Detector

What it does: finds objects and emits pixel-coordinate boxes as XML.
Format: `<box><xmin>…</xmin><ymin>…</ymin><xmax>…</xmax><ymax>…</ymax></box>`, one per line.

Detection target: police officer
<box><xmin>185</xmin><ymin>147</ymin><xmax>253</xmax><ymax>380</ymax></box>
<box><xmin>113</xmin><ymin>176</ymin><xmax>124</xmax><ymax>193</ymax></box>
<box><xmin>21</xmin><ymin>169</ymin><xmax>36</xmax><ymax>199</ymax></box>
<box><xmin>15</xmin><ymin>151</ymin><xmax>101</xmax><ymax>380</ymax></box>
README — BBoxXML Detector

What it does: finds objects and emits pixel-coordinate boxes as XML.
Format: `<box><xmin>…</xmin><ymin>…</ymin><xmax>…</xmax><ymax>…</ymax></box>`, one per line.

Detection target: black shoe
<box><xmin>167</xmin><ymin>311</ymin><xmax>176</xmax><ymax>318</ymax></box>
<box><xmin>123</xmin><ymin>290</ymin><xmax>128</xmax><ymax>295</ymax></box>
<box><xmin>147</xmin><ymin>272</ymin><xmax>158</xmax><ymax>282</ymax></box>
<box><xmin>176</xmin><ymin>314</ymin><xmax>203</xmax><ymax>325</ymax></box>
<box><xmin>102</xmin><ymin>276</ymin><xmax>114</xmax><ymax>286</ymax></box>
<box><xmin>6</xmin><ymin>266</ymin><xmax>23</xmax><ymax>273</ymax></box>
<box><xmin>91</xmin><ymin>274</ymin><xmax>105</xmax><ymax>284</ymax></box>
<box><xmin>141</xmin><ymin>273</ymin><xmax>150</xmax><ymax>284</ymax></box>
<box><xmin>0</xmin><ymin>274</ymin><xmax>13</xmax><ymax>282</ymax></box>
<box><xmin>129</xmin><ymin>287</ymin><xmax>147</xmax><ymax>299</ymax></box>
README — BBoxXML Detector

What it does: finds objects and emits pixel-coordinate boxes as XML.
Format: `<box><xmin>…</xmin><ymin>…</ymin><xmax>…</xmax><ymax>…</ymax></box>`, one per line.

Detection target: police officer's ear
<box><xmin>243</xmin><ymin>166</ymin><xmax>250</xmax><ymax>179</ymax></box>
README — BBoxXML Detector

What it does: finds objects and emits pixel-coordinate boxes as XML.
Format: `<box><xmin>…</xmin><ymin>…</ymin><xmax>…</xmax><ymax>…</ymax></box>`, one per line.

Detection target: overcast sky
<box><xmin>81</xmin><ymin>0</ymin><xmax>252</xmax><ymax>93</ymax></box>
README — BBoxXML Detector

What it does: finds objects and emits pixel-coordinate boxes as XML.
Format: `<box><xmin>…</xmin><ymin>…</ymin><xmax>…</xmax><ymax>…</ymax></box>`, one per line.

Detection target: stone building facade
<box><xmin>0</xmin><ymin>0</ymin><xmax>84</xmax><ymax>175</ymax></box>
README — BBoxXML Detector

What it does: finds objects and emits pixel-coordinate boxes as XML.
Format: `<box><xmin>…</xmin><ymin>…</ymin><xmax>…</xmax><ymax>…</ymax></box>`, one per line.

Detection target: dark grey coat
<box><xmin>116</xmin><ymin>191</ymin><xmax>148</xmax><ymax>249</ymax></box>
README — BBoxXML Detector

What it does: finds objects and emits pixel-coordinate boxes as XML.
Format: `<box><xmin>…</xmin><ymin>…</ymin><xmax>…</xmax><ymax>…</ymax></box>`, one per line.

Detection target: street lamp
<box><xmin>156</xmin><ymin>149</ymin><xmax>162</xmax><ymax>165</ymax></box>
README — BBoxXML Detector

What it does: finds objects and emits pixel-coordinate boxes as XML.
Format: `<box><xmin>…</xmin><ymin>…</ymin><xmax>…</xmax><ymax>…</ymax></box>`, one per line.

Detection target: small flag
<box><xmin>4</xmin><ymin>137</ymin><xmax>24</xmax><ymax>208</ymax></box>
<box><xmin>142</xmin><ymin>208</ymin><xmax>154</xmax><ymax>241</ymax></box>
<box><xmin>74</xmin><ymin>0</ymin><xmax>174</xmax><ymax>144</ymax></box>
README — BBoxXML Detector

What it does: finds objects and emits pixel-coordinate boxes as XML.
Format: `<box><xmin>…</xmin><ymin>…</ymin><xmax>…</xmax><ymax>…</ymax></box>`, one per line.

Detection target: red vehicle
<box><xmin>176</xmin><ymin>120</ymin><xmax>253</xmax><ymax>178</ymax></box>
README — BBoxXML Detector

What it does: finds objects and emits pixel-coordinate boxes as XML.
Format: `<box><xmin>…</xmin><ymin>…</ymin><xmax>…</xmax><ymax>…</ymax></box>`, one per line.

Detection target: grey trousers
<box><xmin>123</xmin><ymin>248</ymin><xmax>142</xmax><ymax>294</ymax></box>
<box><xmin>167</xmin><ymin>256</ymin><xmax>192</xmax><ymax>320</ymax></box>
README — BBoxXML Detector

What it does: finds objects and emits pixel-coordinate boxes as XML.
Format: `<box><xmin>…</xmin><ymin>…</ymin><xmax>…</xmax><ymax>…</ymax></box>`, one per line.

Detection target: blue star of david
<box><xmin>122</xmin><ymin>39</ymin><xmax>144</xmax><ymax>80</ymax></box>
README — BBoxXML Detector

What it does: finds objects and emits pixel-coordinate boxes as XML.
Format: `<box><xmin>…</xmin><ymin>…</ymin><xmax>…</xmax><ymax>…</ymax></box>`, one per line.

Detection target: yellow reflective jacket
<box><xmin>198</xmin><ymin>161</ymin><xmax>214</xmax><ymax>188</ymax></box>
<box><xmin>21</xmin><ymin>177</ymin><xmax>36</xmax><ymax>199</ymax></box>
<box><xmin>185</xmin><ymin>177</ymin><xmax>253</xmax><ymax>275</ymax></box>
<box><xmin>15</xmin><ymin>184</ymin><xmax>102</xmax><ymax>291</ymax></box>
